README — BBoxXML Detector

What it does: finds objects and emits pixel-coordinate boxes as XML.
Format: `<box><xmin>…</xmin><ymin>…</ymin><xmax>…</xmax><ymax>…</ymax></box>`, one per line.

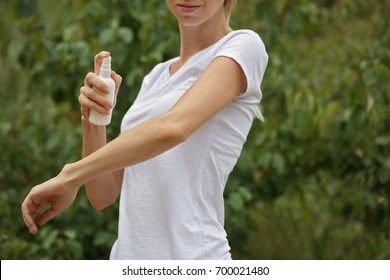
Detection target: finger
<box><xmin>81</xmin><ymin>84</ymin><xmax>111</xmax><ymax>109</ymax></box>
<box><xmin>111</xmin><ymin>71</ymin><xmax>122</xmax><ymax>106</ymax></box>
<box><xmin>21</xmin><ymin>198</ymin><xmax>38</xmax><ymax>235</ymax></box>
<box><xmin>78</xmin><ymin>93</ymin><xmax>90</xmax><ymax>120</ymax></box>
<box><xmin>111</xmin><ymin>71</ymin><xmax>122</xmax><ymax>94</ymax></box>
<box><xmin>94</xmin><ymin>51</ymin><xmax>110</xmax><ymax>75</ymax></box>
<box><xmin>21</xmin><ymin>207</ymin><xmax>37</xmax><ymax>234</ymax></box>
<box><xmin>80</xmin><ymin>72</ymin><xmax>108</xmax><ymax>119</ymax></box>
<box><xmin>79</xmin><ymin>94</ymin><xmax>110</xmax><ymax>116</ymax></box>
<box><xmin>79</xmin><ymin>88</ymin><xmax>112</xmax><ymax>115</ymax></box>
<box><xmin>37</xmin><ymin>207</ymin><xmax>58</xmax><ymax>226</ymax></box>
<box><xmin>84</xmin><ymin>72</ymin><xmax>110</xmax><ymax>94</ymax></box>
<box><xmin>111</xmin><ymin>71</ymin><xmax>122</xmax><ymax>88</ymax></box>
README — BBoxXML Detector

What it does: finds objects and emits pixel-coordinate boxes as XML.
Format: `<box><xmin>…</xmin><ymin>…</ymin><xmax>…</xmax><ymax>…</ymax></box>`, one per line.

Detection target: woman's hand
<box><xmin>79</xmin><ymin>51</ymin><xmax>122</xmax><ymax>121</ymax></box>
<box><xmin>21</xmin><ymin>171</ymin><xmax>80</xmax><ymax>235</ymax></box>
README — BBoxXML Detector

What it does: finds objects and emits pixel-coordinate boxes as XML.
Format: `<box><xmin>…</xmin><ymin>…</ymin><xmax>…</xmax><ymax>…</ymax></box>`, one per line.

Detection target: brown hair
<box><xmin>224</xmin><ymin>0</ymin><xmax>237</xmax><ymax>23</ymax></box>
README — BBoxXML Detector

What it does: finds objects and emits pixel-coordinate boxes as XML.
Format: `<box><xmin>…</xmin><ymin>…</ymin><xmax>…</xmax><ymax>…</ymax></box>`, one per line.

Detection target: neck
<box><xmin>177</xmin><ymin>10</ymin><xmax>231</xmax><ymax>65</ymax></box>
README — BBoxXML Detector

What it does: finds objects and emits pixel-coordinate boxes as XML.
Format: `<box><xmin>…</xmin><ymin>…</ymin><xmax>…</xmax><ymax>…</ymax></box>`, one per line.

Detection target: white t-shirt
<box><xmin>110</xmin><ymin>29</ymin><xmax>268</xmax><ymax>260</ymax></box>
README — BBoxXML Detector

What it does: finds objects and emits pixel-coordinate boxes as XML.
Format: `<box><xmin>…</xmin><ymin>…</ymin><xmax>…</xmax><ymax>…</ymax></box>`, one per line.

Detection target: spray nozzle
<box><xmin>102</xmin><ymin>56</ymin><xmax>111</xmax><ymax>71</ymax></box>
<box><xmin>100</xmin><ymin>56</ymin><xmax>112</xmax><ymax>78</ymax></box>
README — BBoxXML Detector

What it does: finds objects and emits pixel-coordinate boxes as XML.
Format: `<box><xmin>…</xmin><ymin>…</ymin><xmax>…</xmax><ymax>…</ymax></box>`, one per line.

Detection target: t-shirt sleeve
<box><xmin>212</xmin><ymin>30</ymin><xmax>268</xmax><ymax>98</ymax></box>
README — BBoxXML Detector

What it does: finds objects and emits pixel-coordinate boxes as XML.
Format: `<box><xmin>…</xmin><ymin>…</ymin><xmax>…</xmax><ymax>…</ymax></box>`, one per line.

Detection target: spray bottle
<box><xmin>89</xmin><ymin>56</ymin><xmax>115</xmax><ymax>126</ymax></box>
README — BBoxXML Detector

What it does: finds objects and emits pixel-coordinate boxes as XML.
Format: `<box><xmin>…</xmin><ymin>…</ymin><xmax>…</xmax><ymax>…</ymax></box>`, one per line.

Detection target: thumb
<box><xmin>37</xmin><ymin>207</ymin><xmax>59</xmax><ymax>226</ymax></box>
<box><xmin>111</xmin><ymin>71</ymin><xmax>122</xmax><ymax>106</ymax></box>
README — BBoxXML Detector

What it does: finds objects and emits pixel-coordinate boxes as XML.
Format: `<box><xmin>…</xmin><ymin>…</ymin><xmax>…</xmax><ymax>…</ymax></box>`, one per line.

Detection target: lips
<box><xmin>177</xmin><ymin>3</ymin><xmax>201</xmax><ymax>13</ymax></box>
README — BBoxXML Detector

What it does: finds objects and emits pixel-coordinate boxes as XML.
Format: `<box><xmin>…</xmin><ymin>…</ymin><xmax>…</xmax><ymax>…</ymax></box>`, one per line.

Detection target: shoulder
<box><xmin>228</xmin><ymin>29</ymin><xmax>264</xmax><ymax>41</ymax></box>
<box><xmin>221</xmin><ymin>29</ymin><xmax>266</xmax><ymax>51</ymax></box>
<box><xmin>211</xmin><ymin>30</ymin><xmax>268</xmax><ymax>98</ymax></box>
<box><xmin>213</xmin><ymin>29</ymin><xmax>268</xmax><ymax>67</ymax></box>
<box><xmin>213</xmin><ymin>29</ymin><xmax>268</xmax><ymax>69</ymax></box>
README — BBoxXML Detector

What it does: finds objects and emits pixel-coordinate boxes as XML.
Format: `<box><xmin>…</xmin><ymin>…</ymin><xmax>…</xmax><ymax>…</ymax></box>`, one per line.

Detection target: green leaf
<box><xmin>118</xmin><ymin>27</ymin><xmax>134</xmax><ymax>44</ymax></box>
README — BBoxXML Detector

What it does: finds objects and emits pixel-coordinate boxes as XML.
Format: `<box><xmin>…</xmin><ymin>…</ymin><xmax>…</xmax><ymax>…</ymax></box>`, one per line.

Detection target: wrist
<box><xmin>60</xmin><ymin>163</ymin><xmax>84</xmax><ymax>191</ymax></box>
<box><xmin>82</xmin><ymin>115</ymin><xmax>106</xmax><ymax>134</ymax></box>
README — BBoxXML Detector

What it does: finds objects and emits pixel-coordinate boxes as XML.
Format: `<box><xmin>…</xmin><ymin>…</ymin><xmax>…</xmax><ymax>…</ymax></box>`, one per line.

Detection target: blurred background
<box><xmin>0</xmin><ymin>0</ymin><xmax>389</xmax><ymax>259</ymax></box>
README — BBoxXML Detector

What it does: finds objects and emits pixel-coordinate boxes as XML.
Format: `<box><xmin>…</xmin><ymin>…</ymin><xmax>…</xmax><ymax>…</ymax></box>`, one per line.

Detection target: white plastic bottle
<box><xmin>89</xmin><ymin>56</ymin><xmax>115</xmax><ymax>126</ymax></box>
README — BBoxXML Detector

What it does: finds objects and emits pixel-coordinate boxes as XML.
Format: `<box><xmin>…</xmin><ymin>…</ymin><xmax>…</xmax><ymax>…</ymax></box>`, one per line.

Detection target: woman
<box><xmin>21</xmin><ymin>0</ymin><xmax>268</xmax><ymax>259</ymax></box>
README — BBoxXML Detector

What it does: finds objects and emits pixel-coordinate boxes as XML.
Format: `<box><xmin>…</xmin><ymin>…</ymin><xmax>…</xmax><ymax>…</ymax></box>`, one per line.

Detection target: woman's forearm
<box><xmin>81</xmin><ymin>117</ymin><xmax>123</xmax><ymax>210</ymax></box>
<box><xmin>82</xmin><ymin>116</ymin><xmax>107</xmax><ymax>157</ymax></box>
<box><xmin>63</xmin><ymin>113</ymin><xmax>186</xmax><ymax>191</ymax></box>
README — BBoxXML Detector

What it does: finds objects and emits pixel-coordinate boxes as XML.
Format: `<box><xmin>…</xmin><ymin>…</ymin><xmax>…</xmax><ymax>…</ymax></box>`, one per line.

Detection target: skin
<box><xmin>21</xmin><ymin>0</ymin><xmax>247</xmax><ymax>235</ymax></box>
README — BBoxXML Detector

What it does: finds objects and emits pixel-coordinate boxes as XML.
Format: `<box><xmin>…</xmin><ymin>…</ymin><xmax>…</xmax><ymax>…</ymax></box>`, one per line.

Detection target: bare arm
<box><xmin>81</xmin><ymin>118</ymin><xmax>123</xmax><ymax>210</ymax></box>
<box><xmin>78</xmin><ymin>51</ymin><xmax>123</xmax><ymax>210</ymax></box>
<box><xmin>65</xmin><ymin>56</ymin><xmax>247</xmax><ymax>186</ymax></box>
<box><xmin>21</xmin><ymin>56</ymin><xmax>246</xmax><ymax>234</ymax></box>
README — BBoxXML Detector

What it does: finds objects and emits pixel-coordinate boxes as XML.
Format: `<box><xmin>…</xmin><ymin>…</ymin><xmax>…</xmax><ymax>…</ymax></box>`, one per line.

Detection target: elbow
<box><xmin>86</xmin><ymin>186</ymin><xmax>117</xmax><ymax>211</ymax></box>
<box><xmin>155</xmin><ymin>113</ymin><xmax>190</xmax><ymax>146</ymax></box>
<box><xmin>90</xmin><ymin>201</ymin><xmax>110</xmax><ymax>211</ymax></box>
<box><xmin>89</xmin><ymin>198</ymin><xmax>115</xmax><ymax>211</ymax></box>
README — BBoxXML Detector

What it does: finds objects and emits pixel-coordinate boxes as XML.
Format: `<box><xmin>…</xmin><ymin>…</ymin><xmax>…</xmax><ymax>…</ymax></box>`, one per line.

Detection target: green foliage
<box><xmin>1</xmin><ymin>0</ymin><xmax>389</xmax><ymax>259</ymax></box>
